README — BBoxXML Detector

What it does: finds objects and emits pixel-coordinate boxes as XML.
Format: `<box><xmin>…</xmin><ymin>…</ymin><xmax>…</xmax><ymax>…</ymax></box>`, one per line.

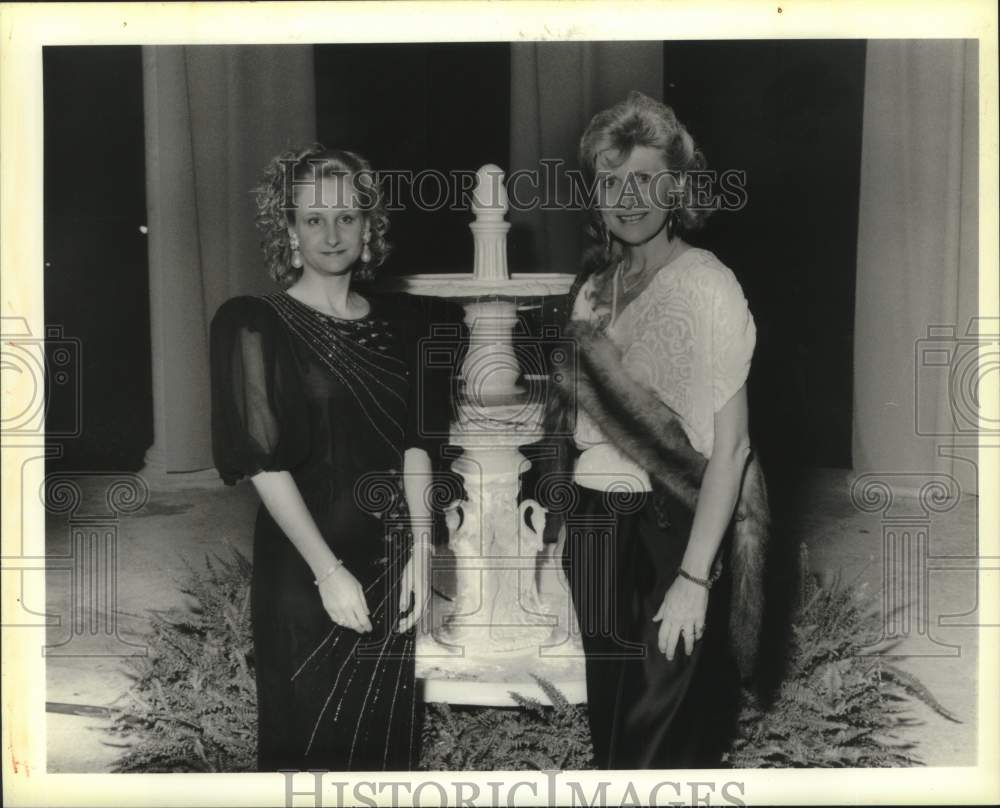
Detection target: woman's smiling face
<box><xmin>288</xmin><ymin>173</ymin><xmax>367</xmax><ymax>278</ymax></box>
<box><xmin>596</xmin><ymin>145</ymin><xmax>679</xmax><ymax>247</ymax></box>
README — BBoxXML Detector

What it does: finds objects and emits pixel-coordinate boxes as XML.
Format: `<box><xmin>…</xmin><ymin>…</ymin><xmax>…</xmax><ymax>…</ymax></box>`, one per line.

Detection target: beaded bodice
<box><xmin>257</xmin><ymin>291</ymin><xmax>411</xmax><ymax>473</ymax></box>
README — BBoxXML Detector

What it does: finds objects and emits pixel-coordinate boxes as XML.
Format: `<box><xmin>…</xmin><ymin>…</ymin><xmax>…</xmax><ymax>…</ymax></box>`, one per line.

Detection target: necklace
<box><xmin>619</xmin><ymin>260</ymin><xmax>642</xmax><ymax>295</ymax></box>
<box><xmin>612</xmin><ymin>240</ymin><xmax>686</xmax><ymax>323</ymax></box>
<box><xmin>623</xmin><ymin>238</ymin><xmax>683</xmax><ymax>289</ymax></box>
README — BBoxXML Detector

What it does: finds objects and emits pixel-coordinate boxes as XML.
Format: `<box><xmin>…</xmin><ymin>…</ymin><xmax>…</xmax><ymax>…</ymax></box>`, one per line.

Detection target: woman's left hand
<box><xmin>652</xmin><ymin>575</ymin><xmax>709</xmax><ymax>660</ymax></box>
<box><xmin>396</xmin><ymin>544</ymin><xmax>431</xmax><ymax>633</ymax></box>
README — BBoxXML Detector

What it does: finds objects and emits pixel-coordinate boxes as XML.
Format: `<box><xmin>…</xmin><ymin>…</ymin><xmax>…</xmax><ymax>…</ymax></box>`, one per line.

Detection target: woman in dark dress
<box><xmin>210</xmin><ymin>145</ymin><xmax>437</xmax><ymax>771</ymax></box>
<box><xmin>543</xmin><ymin>92</ymin><xmax>769</xmax><ymax>768</ymax></box>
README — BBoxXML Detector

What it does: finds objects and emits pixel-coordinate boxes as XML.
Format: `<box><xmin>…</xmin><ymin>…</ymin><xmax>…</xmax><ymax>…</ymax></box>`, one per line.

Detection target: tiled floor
<box><xmin>42</xmin><ymin>467</ymin><xmax>981</xmax><ymax>771</ymax></box>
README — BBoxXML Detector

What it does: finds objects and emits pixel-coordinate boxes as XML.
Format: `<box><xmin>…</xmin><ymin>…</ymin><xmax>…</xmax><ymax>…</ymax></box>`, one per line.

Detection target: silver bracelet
<box><xmin>677</xmin><ymin>565</ymin><xmax>722</xmax><ymax>591</ymax></box>
<box><xmin>313</xmin><ymin>559</ymin><xmax>344</xmax><ymax>587</ymax></box>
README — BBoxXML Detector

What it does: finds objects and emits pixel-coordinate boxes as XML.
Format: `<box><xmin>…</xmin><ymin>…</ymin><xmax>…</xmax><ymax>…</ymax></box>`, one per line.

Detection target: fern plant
<box><xmin>108</xmin><ymin>550</ymin><xmax>257</xmax><ymax>772</ymax></box>
<box><xmin>420</xmin><ymin>676</ymin><xmax>594</xmax><ymax>770</ymax></box>
<box><xmin>724</xmin><ymin>549</ymin><xmax>960</xmax><ymax>768</ymax></box>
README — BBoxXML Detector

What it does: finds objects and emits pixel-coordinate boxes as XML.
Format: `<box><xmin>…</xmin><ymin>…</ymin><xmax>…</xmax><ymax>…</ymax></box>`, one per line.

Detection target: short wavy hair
<box><xmin>254</xmin><ymin>144</ymin><xmax>392</xmax><ymax>285</ymax></box>
<box><xmin>578</xmin><ymin>92</ymin><xmax>709</xmax><ymax>270</ymax></box>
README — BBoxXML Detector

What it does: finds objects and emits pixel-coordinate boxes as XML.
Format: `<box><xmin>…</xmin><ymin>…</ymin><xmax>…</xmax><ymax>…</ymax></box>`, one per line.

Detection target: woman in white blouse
<box><xmin>548</xmin><ymin>91</ymin><xmax>765</xmax><ymax>768</ymax></box>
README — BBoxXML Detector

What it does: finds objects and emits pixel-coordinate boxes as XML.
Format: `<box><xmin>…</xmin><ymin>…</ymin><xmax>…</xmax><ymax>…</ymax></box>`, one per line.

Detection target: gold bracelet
<box><xmin>313</xmin><ymin>559</ymin><xmax>344</xmax><ymax>587</ymax></box>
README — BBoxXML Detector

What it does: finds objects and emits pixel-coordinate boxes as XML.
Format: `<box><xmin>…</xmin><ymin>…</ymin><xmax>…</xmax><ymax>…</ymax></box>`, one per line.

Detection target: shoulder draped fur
<box><xmin>539</xmin><ymin>315</ymin><xmax>769</xmax><ymax>681</ymax></box>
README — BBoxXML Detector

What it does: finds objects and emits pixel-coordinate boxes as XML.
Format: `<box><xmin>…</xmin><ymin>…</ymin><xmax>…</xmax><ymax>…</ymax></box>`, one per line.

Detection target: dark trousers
<box><xmin>563</xmin><ymin>483</ymin><xmax>740</xmax><ymax>769</ymax></box>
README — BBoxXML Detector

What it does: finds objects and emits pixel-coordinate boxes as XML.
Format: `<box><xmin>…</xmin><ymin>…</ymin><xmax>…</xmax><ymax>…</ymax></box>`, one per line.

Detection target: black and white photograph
<box><xmin>2</xmin><ymin>2</ymin><xmax>997</xmax><ymax>806</ymax></box>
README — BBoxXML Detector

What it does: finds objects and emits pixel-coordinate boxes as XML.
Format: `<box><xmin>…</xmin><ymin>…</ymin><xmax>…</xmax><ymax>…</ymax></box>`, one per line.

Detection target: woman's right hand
<box><xmin>317</xmin><ymin>565</ymin><xmax>372</xmax><ymax>633</ymax></box>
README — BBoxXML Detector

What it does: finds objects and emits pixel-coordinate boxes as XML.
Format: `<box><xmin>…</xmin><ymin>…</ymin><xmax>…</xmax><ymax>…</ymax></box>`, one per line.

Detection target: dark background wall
<box><xmin>44</xmin><ymin>46</ymin><xmax>152</xmax><ymax>471</ymax></box>
<box><xmin>314</xmin><ymin>43</ymin><xmax>510</xmax><ymax>277</ymax></box>
<box><xmin>43</xmin><ymin>42</ymin><xmax>864</xmax><ymax>473</ymax></box>
<box><xmin>663</xmin><ymin>40</ymin><xmax>866</xmax><ymax>472</ymax></box>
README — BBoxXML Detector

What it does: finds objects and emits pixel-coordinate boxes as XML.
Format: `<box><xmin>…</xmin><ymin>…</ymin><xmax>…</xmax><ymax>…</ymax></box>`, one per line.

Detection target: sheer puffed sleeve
<box><xmin>210</xmin><ymin>296</ymin><xmax>310</xmax><ymax>485</ymax></box>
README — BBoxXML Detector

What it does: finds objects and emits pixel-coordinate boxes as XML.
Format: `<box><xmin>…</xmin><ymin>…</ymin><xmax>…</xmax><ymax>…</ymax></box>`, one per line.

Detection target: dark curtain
<box><xmin>44</xmin><ymin>46</ymin><xmax>151</xmax><ymax>471</ymax></box>
<box><xmin>662</xmin><ymin>40</ymin><xmax>867</xmax><ymax>471</ymax></box>
<box><xmin>314</xmin><ymin>43</ymin><xmax>511</xmax><ymax>276</ymax></box>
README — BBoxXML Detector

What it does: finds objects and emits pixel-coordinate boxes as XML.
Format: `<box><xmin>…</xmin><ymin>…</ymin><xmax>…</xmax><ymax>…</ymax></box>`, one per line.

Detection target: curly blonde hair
<box><xmin>253</xmin><ymin>144</ymin><xmax>392</xmax><ymax>285</ymax></box>
<box><xmin>578</xmin><ymin>92</ymin><xmax>709</xmax><ymax>271</ymax></box>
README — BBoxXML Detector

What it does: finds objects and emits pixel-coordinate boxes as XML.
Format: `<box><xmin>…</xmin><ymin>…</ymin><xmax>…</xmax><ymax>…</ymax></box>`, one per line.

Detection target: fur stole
<box><xmin>540</xmin><ymin>318</ymin><xmax>769</xmax><ymax>680</ymax></box>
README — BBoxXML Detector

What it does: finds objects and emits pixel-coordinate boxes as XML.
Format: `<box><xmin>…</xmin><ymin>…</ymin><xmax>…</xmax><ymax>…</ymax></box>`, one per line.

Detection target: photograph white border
<box><xmin>2</xmin><ymin>1</ymin><xmax>997</xmax><ymax>805</ymax></box>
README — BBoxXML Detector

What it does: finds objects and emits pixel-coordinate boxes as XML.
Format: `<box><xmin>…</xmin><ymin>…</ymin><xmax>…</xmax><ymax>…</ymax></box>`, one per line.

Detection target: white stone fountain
<box><xmin>394</xmin><ymin>165</ymin><xmax>584</xmax><ymax>706</ymax></box>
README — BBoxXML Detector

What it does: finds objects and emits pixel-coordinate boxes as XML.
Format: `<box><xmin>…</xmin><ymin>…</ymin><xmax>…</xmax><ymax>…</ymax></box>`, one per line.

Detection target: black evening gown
<box><xmin>210</xmin><ymin>291</ymin><xmax>449</xmax><ymax>772</ymax></box>
<box><xmin>563</xmin><ymin>484</ymin><xmax>740</xmax><ymax>769</ymax></box>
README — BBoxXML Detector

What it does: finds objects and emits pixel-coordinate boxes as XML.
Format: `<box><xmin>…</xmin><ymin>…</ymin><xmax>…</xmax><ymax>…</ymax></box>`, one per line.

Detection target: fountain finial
<box><xmin>470</xmin><ymin>164</ymin><xmax>511</xmax><ymax>281</ymax></box>
<box><xmin>471</xmin><ymin>164</ymin><xmax>509</xmax><ymax>222</ymax></box>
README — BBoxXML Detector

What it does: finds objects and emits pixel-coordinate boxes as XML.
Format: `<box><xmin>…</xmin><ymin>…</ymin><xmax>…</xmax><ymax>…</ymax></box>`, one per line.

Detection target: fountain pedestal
<box><xmin>416</xmin><ymin>401</ymin><xmax>585</xmax><ymax>706</ymax></box>
<box><xmin>390</xmin><ymin>165</ymin><xmax>584</xmax><ymax>706</ymax></box>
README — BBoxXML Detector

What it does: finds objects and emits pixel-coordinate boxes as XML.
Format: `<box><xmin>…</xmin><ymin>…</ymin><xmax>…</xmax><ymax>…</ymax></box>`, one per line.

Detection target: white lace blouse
<box><xmin>572</xmin><ymin>247</ymin><xmax>756</xmax><ymax>464</ymax></box>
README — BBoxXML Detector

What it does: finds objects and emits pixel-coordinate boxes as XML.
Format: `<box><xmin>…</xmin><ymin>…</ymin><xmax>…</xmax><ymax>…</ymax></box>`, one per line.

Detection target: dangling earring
<box><xmin>666</xmin><ymin>211</ymin><xmax>678</xmax><ymax>241</ymax></box>
<box><xmin>289</xmin><ymin>234</ymin><xmax>303</xmax><ymax>269</ymax></box>
<box><xmin>600</xmin><ymin>221</ymin><xmax>612</xmax><ymax>260</ymax></box>
<box><xmin>667</xmin><ymin>181</ymin><xmax>685</xmax><ymax>241</ymax></box>
<box><xmin>361</xmin><ymin>229</ymin><xmax>372</xmax><ymax>264</ymax></box>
